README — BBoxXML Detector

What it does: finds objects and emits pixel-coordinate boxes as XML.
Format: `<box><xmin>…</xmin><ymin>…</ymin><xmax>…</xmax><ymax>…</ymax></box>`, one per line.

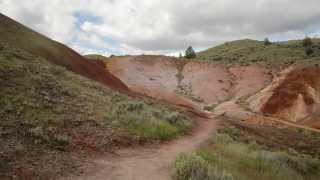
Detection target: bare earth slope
<box><xmin>106</xmin><ymin>55</ymin><xmax>271</xmax><ymax>107</ymax></box>
<box><xmin>79</xmin><ymin>54</ymin><xmax>320</xmax><ymax>180</ymax></box>
<box><xmin>248</xmin><ymin>66</ymin><xmax>320</xmax><ymax>128</ymax></box>
<box><xmin>100</xmin><ymin>55</ymin><xmax>320</xmax><ymax>130</ymax></box>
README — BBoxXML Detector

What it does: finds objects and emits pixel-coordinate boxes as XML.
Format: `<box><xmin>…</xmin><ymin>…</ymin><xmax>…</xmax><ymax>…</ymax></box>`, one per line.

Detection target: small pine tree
<box><xmin>185</xmin><ymin>46</ymin><xmax>196</xmax><ymax>59</ymax></box>
<box><xmin>302</xmin><ymin>37</ymin><xmax>313</xmax><ymax>47</ymax></box>
<box><xmin>179</xmin><ymin>52</ymin><xmax>183</xmax><ymax>58</ymax></box>
<box><xmin>264</xmin><ymin>38</ymin><xmax>271</xmax><ymax>46</ymax></box>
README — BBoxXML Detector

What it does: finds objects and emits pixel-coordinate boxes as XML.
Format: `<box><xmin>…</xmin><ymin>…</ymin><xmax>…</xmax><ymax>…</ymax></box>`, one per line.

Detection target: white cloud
<box><xmin>1</xmin><ymin>0</ymin><xmax>320</xmax><ymax>55</ymax></box>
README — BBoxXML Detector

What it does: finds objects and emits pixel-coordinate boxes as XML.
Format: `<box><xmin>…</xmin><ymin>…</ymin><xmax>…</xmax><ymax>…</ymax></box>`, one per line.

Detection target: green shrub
<box><xmin>305</xmin><ymin>47</ymin><xmax>314</xmax><ymax>56</ymax></box>
<box><xmin>105</xmin><ymin>98</ymin><xmax>192</xmax><ymax>141</ymax></box>
<box><xmin>172</xmin><ymin>153</ymin><xmax>234</xmax><ymax>180</ymax></box>
<box><xmin>0</xmin><ymin>46</ymin><xmax>194</xmax><ymax>161</ymax></box>
<box><xmin>173</xmin><ymin>132</ymin><xmax>320</xmax><ymax>180</ymax></box>
<box><xmin>302</xmin><ymin>37</ymin><xmax>313</xmax><ymax>47</ymax></box>
<box><xmin>264</xmin><ymin>38</ymin><xmax>272</xmax><ymax>46</ymax></box>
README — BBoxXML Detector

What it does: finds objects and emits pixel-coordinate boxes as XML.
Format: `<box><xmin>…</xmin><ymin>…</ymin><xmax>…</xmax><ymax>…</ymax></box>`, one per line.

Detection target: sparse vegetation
<box><xmin>196</xmin><ymin>39</ymin><xmax>320</xmax><ymax>65</ymax></box>
<box><xmin>175</xmin><ymin>84</ymin><xmax>204</xmax><ymax>103</ymax></box>
<box><xmin>172</xmin><ymin>153</ymin><xmax>233</xmax><ymax>180</ymax></box>
<box><xmin>0</xmin><ymin>45</ymin><xmax>193</xmax><ymax>178</ymax></box>
<box><xmin>106</xmin><ymin>98</ymin><xmax>193</xmax><ymax>141</ymax></box>
<box><xmin>172</xmin><ymin>121</ymin><xmax>320</xmax><ymax>180</ymax></box>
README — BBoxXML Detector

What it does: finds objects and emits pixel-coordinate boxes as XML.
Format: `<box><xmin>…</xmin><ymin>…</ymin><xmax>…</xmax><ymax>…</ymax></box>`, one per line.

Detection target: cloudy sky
<box><xmin>1</xmin><ymin>0</ymin><xmax>320</xmax><ymax>56</ymax></box>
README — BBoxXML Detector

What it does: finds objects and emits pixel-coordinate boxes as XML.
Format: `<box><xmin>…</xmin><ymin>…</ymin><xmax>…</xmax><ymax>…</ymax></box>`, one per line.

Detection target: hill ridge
<box><xmin>0</xmin><ymin>13</ymin><xmax>129</xmax><ymax>92</ymax></box>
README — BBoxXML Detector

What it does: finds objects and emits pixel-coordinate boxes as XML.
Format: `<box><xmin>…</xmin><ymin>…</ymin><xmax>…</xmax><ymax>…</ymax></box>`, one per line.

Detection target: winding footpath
<box><xmin>64</xmin><ymin>113</ymin><xmax>218</xmax><ymax>180</ymax></box>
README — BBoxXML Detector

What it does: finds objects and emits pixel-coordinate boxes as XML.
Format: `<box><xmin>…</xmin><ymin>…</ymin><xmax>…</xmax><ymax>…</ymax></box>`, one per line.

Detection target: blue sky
<box><xmin>1</xmin><ymin>0</ymin><xmax>320</xmax><ymax>56</ymax></box>
<box><xmin>72</xmin><ymin>10</ymin><xmax>122</xmax><ymax>55</ymax></box>
<box><xmin>74</xmin><ymin>11</ymin><xmax>102</xmax><ymax>30</ymax></box>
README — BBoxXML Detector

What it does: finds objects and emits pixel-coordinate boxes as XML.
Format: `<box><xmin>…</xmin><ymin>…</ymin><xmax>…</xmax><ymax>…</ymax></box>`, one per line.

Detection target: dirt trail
<box><xmin>63</xmin><ymin>58</ymin><xmax>320</xmax><ymax>180</ymax></box>
<box><xmin>261</xmin><ymin>116</ymin><xmax>320</xmax><ymax>133</ymax></box>
<box><xmin>64</xmin><ymin>114</ymin><xmax>218</xmax><ymax>180</ymax></box>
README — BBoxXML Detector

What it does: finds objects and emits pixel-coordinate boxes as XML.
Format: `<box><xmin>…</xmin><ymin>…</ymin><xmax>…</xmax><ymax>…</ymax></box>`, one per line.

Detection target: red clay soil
<box><xmin>106</xmin><ymin>56</ymin><xmax>271</xmax><ymax>107</ymax></box>
<box><xmin>299</xmin><ymin>116</ymin><xmax>320</xmax><ymax>129</ymax></box>
<box><xmin>181</xmin><ymin>62</ymin><xmax>232</xmax><ymax>105</ymax></box>
<box><xmin>245</xmin><ymin>115</ymin><xmax>288</xmax><ymax>128</ymax></box>
<box><xmin>107</xmin><ymin>56</ymin><xmax>179</xmax><ymax>93</ymax></box>
<box><xmin>30</xmin><ymin>42</ymin><xmax>129</xmax><ymax>93</ymax></box>
<box><xmin>49</xmin><ymin>46</ymin><xmax>130</xmax><ymax>93</ymax></box>
<box><xmin>0</xmin><ymin>13</ymin><xmax>130</xmax><ymax>93</ymax></box>
<box><xmin>261</xmin><ymin>67</ymin><xmax>320</xmax><ymax>115</ymax></box>
<box><xmin>229</xmin><ymin>65</ymin><xmax>271</xmax><ymax>99</ymax></box>
<box><xmin>106</xmin><ymin>56</ymin><xmax>207</xmax><ymax>113</ymax></box>
<box><xmin>132</xmin><ymin>86</ymin><xmax>209</xmax><ymax>118</ymax></box>
<box><xmin>312</xmin><ymin>121</ymin><xmax>320</xmax><ymax>129</ymax></box>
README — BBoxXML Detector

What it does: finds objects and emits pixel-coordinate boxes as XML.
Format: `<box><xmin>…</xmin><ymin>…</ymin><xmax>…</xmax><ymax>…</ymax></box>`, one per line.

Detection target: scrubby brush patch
<box><xmin>172</xmin><ymin>120</ymin><xmax>320</xmax><ymax>180</ymax></box>
<box><xmin>0</xmin><ymin>45</ymin><xmax>193</xmax><ymax>178</ymax></box>
<box><xmin>197</xmin><ymin>39</ymin><xmax>320</xmax><ymax>66</ymax></box>
<box><xmin>106</xmin><ymin>99</ymin><xmax>192</xmax><ymax>142</ymax></box>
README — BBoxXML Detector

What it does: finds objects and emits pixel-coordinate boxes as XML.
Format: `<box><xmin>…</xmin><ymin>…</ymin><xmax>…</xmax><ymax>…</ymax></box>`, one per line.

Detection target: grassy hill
<box><xmin>197</xmin><ymin>39</ymin><xmax>320</xmax><ymax>65</ymax></box>
<box><xmin>0</xmin><ymin>43</ymin><xmax>193</xmax><ymax>179</ymax></box>
<box><xmin>0</xmin><ymin>16</ymin><xmax>193</xmax><ymax>178</ymax></box>
<box><xmin>0</xmin><ymin>13</ymin><xmax>128</xmax><ymax>92</ymax></box>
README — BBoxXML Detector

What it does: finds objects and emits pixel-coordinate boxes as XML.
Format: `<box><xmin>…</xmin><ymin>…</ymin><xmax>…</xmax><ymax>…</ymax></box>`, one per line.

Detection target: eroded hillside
<box><xmin>88</xmin><ymin>54</ymin><xmax>320</xmax><ymax>131</ymax></box>
<box><xmin>104</xmin><ymin>56</ymin><xmax>271</xmax><ymax>106</ymax></box>
<box><xmin>2</xmin><ymin>10</ymin><xmax>320</xmax><ymax>180</ymax></box>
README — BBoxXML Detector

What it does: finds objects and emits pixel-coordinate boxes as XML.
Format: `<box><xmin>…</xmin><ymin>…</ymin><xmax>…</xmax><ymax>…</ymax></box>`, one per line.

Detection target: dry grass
<box><xmin>0</xmin><ymin>45</ymin><xmax>193</xmax><ymax>178</ymax></box>
<box><xmin>172</xmin><ymin>121</ymin><xmax>320</xmax><ymax>180</ymax></box>
<box><xmin>197</xmin><ymin>39</ymin><xmax>320</xmax><ymax>66</ymax></box>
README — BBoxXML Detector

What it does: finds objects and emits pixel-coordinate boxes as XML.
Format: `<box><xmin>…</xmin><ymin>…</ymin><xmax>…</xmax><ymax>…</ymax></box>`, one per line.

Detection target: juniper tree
<box><xmin>185</xmin><ymin>46</ymin><xmax>196</xmax><ymax>59</ymax></box>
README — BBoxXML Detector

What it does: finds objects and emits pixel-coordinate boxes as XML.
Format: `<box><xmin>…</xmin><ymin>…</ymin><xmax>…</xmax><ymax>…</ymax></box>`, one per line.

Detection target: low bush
<box><xmin>302</xmin><ymin>37</ymin><xmax>313</xmax><ymax>47</ymax></box>
<box><xmin>172</xmin><ymin>153</ymin><xmax>234</xmax><ymax>180</ymax></box>
<box><xmin>305</xmin><ymin>47</ymin><xmax>314</xmax><ymax>56</ymax></box>
<box><xmin>172</xmin><ymin>130</ymin><xmax>320</xmax><ymax>180</ymax></box>
<box><xmin>105</xmin><ymin>99</ymin><xmax>193</xmax><ymax>141</ymax></box>
<box><xmin>0</xmin><ymin>46</ymin><xmax>194</xmax><ymax>178</ymax></box>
